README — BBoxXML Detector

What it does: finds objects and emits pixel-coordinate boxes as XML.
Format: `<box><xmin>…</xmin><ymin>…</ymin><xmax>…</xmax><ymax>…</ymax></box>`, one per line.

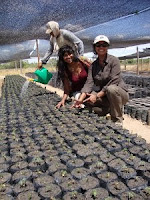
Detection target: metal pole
<box><xmin>20</xmin><ymin>60</ymin><xmax>22</xmax><ymax>74</ymax></box>
<box><xmin>15</xmin><ymin>61</ymin><xmax>17</xmax><ymax>70</ymax></box>
<box><xmin>141</xmin><ymin>58</ymin><xmax>143</xmax><ymax>72</ymax></box>
<box><xmin>36</xmin><ymin>39</ymin><xmax>40</xmax><ymax>65</ymax></box>
<box><xmin>136</xmin><ymin>46</ymin><xmax>139</xmax><ymax>75</ymax></box>
<box><xmin>124</xmin><ymin>59</ymin><xmax>127</xmax><ymax>71</ymax></box>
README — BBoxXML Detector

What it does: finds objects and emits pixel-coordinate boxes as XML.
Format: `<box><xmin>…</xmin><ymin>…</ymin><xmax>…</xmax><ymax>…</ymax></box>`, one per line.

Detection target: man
<box><xmin>39</xmin><ymin>21</ymin><xmax>84</xmax><ymax>68</ymax></box>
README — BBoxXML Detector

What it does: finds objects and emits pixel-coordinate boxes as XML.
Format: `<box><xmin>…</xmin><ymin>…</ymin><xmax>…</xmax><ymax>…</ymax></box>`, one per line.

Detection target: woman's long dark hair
<box><xmin>56</xmin><ymin>45</ymin><xmax>79</xmax><ymax>84</ymax></box>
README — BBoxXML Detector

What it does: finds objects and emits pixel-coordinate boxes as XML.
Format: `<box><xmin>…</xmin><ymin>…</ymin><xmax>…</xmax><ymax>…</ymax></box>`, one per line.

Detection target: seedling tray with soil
<box><xmin>1</xmin><ymin>75</ymin><xmax>150</xmax><ymax>199</ymax></box>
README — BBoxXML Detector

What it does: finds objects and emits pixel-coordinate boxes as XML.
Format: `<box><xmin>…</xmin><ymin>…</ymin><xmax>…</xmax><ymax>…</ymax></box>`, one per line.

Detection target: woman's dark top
<box><xmin>63</xmin><ymin>61</ymin><xmax>89</xmax><ymax>95</ymax></box>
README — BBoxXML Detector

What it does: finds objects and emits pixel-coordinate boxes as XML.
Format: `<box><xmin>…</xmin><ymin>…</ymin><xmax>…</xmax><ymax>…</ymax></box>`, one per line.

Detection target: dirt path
<box><xmin>0</xmin><ymin>76</ymin><xmax>5</xmax><ymax>98</ymax></box>
<box><xmin>123</xmin><ymin>115</ymin><xmax>150</xmax><ymax>143</ymax></box>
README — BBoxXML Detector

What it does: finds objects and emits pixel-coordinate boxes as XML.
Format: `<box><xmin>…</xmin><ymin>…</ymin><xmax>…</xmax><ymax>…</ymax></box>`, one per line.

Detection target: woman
<box><xmin>73</xmin><ymin>35</ymin><xmax>129</xmax><ymax>124</ymax></box>
<box><xmin>56</xmin><ymin>45</ymin><xmax>90</xmax><ymax>108</ymax></box>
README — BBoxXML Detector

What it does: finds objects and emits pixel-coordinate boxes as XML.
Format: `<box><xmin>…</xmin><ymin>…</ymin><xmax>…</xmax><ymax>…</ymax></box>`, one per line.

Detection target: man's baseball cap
<box><xmin>46</xmin><ymin>28</ymin><xmax>52</xmax><ymax>34</ymax></box>
<box><xmin>93</xmin><ymin>35</ymin><xmax>110</xmax><ymax>45</ymax></box>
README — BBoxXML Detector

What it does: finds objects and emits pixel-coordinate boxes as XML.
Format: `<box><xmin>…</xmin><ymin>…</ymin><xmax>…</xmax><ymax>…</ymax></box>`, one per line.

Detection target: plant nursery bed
<box><xmin>0</xmin><ymin>75</ymin><xmax>150</xmax><ymax>199</ymax></box>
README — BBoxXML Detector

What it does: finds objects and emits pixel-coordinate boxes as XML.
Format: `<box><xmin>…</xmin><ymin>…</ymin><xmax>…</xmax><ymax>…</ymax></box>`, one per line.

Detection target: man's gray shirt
<box><xmin>41</xmin><ymin>29</ymin><xmax>84</xmax><ymax>64</ymax></box>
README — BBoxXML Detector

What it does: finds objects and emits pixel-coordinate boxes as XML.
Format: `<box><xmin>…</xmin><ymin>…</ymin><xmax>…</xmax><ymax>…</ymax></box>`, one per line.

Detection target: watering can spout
<box><xmin>34</xmin><ymin>67</ymin><xmax>53</xmax><ymax>84</ymax></box>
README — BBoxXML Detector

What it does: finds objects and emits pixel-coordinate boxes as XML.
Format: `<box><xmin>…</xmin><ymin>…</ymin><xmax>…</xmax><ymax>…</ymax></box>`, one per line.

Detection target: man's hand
<box><xmin>83</xmin><ymin>93</ymin><xmax>97</xmax><ymax>104</ymax></box>
<box><xmin>27</xmin><ymin>78</ymin><xmax>34</xmax><ymax>82</ymax></box>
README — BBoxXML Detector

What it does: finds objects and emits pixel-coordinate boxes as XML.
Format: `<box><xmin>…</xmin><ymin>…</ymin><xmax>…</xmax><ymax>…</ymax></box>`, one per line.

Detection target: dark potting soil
<box><xmin>85</xmin><ymin>187</ymin><xmax>109</xmax><ymax>200</ymax></box>
<box><xmin>1</xmin><ymin>75</ymin><xmax>150</xmax><ymax>199</ymax></box>
<box><xmin>16</xmin><ymin>190</ymin><xmax>41</xmax><ymax>200</ymax></box>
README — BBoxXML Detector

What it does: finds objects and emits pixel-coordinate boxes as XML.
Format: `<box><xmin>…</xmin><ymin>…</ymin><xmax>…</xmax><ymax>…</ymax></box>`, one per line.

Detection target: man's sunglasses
<box><xmin>95</xmin><ymin>43</ymin><xmax>109</xmax><ymax>47</ymax></box>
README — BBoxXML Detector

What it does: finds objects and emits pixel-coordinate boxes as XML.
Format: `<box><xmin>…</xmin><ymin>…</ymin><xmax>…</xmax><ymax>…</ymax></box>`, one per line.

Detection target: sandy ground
<box><xmin>0</xmin><ymin>76</ymin><xmax>5</xmax><ymax>98</ymax></box>
<box><xmin>1</xmin><ymin>75</ymin><xmax>150</xmax><ymax>143</ymax></box>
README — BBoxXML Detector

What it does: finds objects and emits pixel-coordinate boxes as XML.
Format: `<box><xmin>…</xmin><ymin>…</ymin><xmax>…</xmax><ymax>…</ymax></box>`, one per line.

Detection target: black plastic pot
<box><xmin>33</xmin><ymin>174</ymin><xmax>54</xmax><ymax>189</ymax></box>
<box><xmin>89</xmin><ymin>161</ymin><xmax>108</xmax><ymax>175</ymax></box>
<box><xmin>127</xmin><ymin>176</ymin><xmax>148</xmax><ymax>192</ymax></box>
<box><xmin>0</xmin><ymin>163</ymin><xmax>9</xmax><ymax>173</ymax></box>
<box><xmin>114</xmin><ymin>149</ymin><xmax>130</xmax><ymax>161</ymax></box>
<box><xmin>97</xmin><ymin>171</ymin><xmax>118</xmax><ymax>188</ymax></box>
<box><xmin>71</xmin><ymin>167</ymin><xmax>91</xmax><ymax>180</ymax></box>
<box><xmin>85</xmin><ymin>187</ymin><xmax>109</xmax><ymax>200</ymax></box>
<box><xmin>0</xmin><ymin>172</ymin><xmax>12</xmax><ymax>184</ymax></box>
<box><xmin>48</xmin><ymin>162</ymin><xmax>67</xmax><ymax>175</ymax></box>
<box><xmin>0</xmin><ymin>194</ymin><xmax>14</xmax><ymax>200</ymax></box>
<box><xmin>38</xmin><ymin>183</ymin><xmax>62</xmax><ymax>199</ymax></box>
<box><xmin>108</xmin><ymin>158</ymin><xmax>126</xmax><ymax>173</ymax></box>
<box><xmin>79</xmin><ymin>176</ymin><xmax>99</xmax><ymax>191</ymax></box>
<box><xmin>66</xmin><ymin>158</ymin><xmax>84</xmax><ymax>171</ymax></box>
<box><xmin>28</xmin><ymin>157</ymin><xmax>47</xmax><ymax>172</ymax></box>
<box><xmin>60</xmin><ymin>177</ymin><xmax>80</xmax><ymax>193</ymax></box>
<box><xmin>124</xmin><ymin>154</ymin><xmax>141</xmax><ymax>166</ymax></box>
<box><xmin>100</xmin><ymin>152</ymin><xmax>116</xmax><ymax>164</ymax></box>
<box><xmin>120</xmin><ymin>190</ymin><xmax>143</xmax><ymax>200</ymax></box>
<box><xmin>128</xmin><ymin>145</ymin><xmax>143</xmax><ymax>156</ymax></box>
<box><xmin>13</xmin><ymin>179</ymin><xmax>34</xmax><ymax>196</ymax></box>
<box><xmin>16</xmin><ymin>190</ymin><xmax>40</xmax><ymax>200</ymax></box>
<box><xmin>63</xmin><ymin>191</ymin><xmax>85</xmax><ymax>200</ymax></box>
<box><xmin>84</xmin><ymin>155</ymin><xmax>99</xmax><ymax>167</ymax></box>
<box><xmin>53</xmin><ymin>170</ymin><xmax>72</xmax><ymax>184</ymax></box>
<box><xmin>118</xmin><ymin>166</ymin><xmax>137</xmax><ymax>180</ymax></box>
<box><xmin>107</xmin><ymin>180</ymin><xmax>128</xmax><ymax>197</ymax></box>
<box><xmin>12</xmin><ymin>169</ymin><xmax>32</xmax><ymax>183</ymax></box>
<box><xmin>134</xmin><ymin>160</ymin><xmax>150</xmax><ymax>174</ymax></box>
<box><xmin>0</xmin><ymin>183</ymin><xmax>13</xmax><ymax>196</ymax></box>
<box><xmin>139</xmin><ymin>186</ymin><xmax>150</xmax><ymax>200</ymax></box>
<box><xmin>10</xmin><ymin>161</ymin><xmax>28</xmax><ymax>173</ymax></box>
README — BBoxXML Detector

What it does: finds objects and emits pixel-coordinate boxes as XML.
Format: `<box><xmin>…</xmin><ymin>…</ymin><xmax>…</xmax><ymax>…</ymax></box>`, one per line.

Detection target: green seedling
<box><xmin>71</xmin><ymin>191</ymin><xmax>78</xmax><ymax>198</ymax></box>
<box><xmin>33</xmin><ymin>157</ymin><xmax>43</xmax><ymax>164</ymax></box>
<box><xmin>61</xmin><ymin>170</ymin><xmax>67</xmax><ymax>177</ymax></box>
<box><xmin>0</xmin><ymin>183</ymin><xmax>6</xmax><ymax>191</ymax></box>
<box><xmin>19</xmin><ymin>178</ymin><xmax>27</xmax><ymax>187</ymax></box>
<box><xmin>106</xmin><ymin>172</ymin><xmax>110</xmax><ymax>178</ymax></box>
<box><xmin>144</xmin><ymin>186</ymin><xmax>150</xmax><ymax>195</ymax></box>
<box><xmin>114</xmin><ymin>182</ymin><xmax>120</xmax><ymax>190</ymax></box>
<box><xmin>128</xmin><ymin>191</ymin><xmax>135</xmax><ymax>199</ymax></box>
<box><xmin>91</xmin><ymin>189</ymin><xmax>97</xmax><ymax>198</ymax></box>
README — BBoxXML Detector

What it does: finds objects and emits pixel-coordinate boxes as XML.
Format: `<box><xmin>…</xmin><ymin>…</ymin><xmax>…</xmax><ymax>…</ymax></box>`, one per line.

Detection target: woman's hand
<box><xmin>83</xmin><ymin>93</ymin><xmax>97</xmax><ymax>104</ymax></box>
<box><xmin>56</xmin><ymin>100</ymin><xmax>65</xmax><ymax>109</ymax></box>
<box><xmin>71</xmin><ymin>100</ymin><xmax>83</xmax><ymax>108</ymax></box>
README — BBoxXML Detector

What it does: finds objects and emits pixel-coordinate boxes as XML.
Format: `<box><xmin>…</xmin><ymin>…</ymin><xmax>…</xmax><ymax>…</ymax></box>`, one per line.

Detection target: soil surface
<box><xmin>0</xmin><ymin>75</ymin><xmax>150</xmax><ymax>143</ymax></box>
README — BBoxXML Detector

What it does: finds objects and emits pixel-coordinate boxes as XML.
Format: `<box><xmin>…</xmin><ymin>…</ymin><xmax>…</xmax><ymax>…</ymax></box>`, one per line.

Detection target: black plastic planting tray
<box><xmin>0</xmin><ymin>75</ymin><xmax>150</xmax><ymax>199</ymax></box>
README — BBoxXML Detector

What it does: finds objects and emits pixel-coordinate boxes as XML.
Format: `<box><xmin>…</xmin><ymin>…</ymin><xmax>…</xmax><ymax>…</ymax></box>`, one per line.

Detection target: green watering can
<box><xmin>33</xmin><ymin>67</ymin><xmax>53</xmax><ymax>84</ymax></box>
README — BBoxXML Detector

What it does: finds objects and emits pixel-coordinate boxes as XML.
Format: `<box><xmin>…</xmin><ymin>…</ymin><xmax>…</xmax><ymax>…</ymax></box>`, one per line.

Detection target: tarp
<box><xmin>0</xmin><ymin>0</ymin><xmax>150</xmax><ymax>63</ymax></box>
<box><xmin>119</xmin><ymin>48</ymin><xmax>150</xmax><ymax>60</ymax></box>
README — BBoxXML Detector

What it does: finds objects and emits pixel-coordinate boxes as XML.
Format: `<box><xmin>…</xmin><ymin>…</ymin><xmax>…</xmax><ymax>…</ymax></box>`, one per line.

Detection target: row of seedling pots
<box><xmin>1</xmin><ymin>75</ymin><xmax>150</xmax><ymax>199</ymax></box>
